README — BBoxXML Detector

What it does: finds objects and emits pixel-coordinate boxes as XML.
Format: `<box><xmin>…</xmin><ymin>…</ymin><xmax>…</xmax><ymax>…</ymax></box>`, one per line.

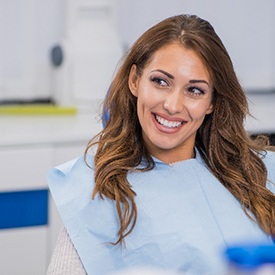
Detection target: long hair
<box><xmin>85</xmin><ymin>14</ymin><xmax>275</xmax><ymax>245</ymax></box>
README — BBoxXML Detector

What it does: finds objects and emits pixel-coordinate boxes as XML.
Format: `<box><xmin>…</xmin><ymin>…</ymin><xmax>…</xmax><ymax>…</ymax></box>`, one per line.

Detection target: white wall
<box><xmin>0</xmin><ymin>0</ymin><xmax>274</xmax><ymax>101</ymax></box>
<box><xmin>115</xmin><ymin>0</ymin><xmax>275</xmax><ymax>91</ymax></box>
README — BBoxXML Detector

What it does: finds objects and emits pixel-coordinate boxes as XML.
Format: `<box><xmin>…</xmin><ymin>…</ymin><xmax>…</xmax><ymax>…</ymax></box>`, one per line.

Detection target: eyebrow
<box><xmin>152</xmin><ymin>69</ymin><xmax>210</xmax><ymax>87</ymax></box>
<box><xmin>152</xmin><ymin>69</ymin><xmax>174</xmax><ymax>79</ymax></box>
<box><xmin>189</xmin><ymin>79</ymin><xmax>210</xmax><ymax>86</ymax></box>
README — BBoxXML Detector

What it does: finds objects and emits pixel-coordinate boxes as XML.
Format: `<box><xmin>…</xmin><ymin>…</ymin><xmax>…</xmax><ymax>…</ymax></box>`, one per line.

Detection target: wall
<box><xmin>0</xmin><ymin>0</ymin><xmax>275</xmax><ymax>102</ymax></box>
<box><xmin>115</xmin><ymin>0</ymin><xmax>275</xmax><ymax>91</ymax></box>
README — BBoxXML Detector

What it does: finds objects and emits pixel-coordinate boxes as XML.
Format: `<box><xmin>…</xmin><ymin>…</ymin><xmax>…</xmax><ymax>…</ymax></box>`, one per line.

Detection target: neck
<box><xmin>150</xmin><ymin>146</ymin><xmax>196</xmax><ymax>164</ymax></box>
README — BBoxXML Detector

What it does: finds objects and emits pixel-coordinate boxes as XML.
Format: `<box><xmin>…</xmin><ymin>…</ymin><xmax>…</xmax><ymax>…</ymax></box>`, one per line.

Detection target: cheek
<box><xmin>137</xmin><ymin>87</ymin><xmax>160</xmax><ymax>110</ymax></box>
<box><xmin>188</xmin><ymin>101</ymin><xmax>213</xmax><ymax>120</ymax></box>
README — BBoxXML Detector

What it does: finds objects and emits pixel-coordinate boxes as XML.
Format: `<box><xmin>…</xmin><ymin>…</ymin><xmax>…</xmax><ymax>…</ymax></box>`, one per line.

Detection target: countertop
<box><xmin>0</xmin><ymin>113</ymin><xmax>102</xmax><ymax>147</ymax></box>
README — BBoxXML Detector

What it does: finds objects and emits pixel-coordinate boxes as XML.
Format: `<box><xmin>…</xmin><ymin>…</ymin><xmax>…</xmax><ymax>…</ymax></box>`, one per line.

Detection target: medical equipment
<box><xmin>51</xmin><ymin>0</ymin><xmax>123</xmax><ymax>111</ymax></box>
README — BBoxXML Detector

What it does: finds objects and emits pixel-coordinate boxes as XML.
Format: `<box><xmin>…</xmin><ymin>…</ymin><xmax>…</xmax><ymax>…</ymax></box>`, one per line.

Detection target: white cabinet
<box><xmin>0</xmin><ymin>146</ymin><xmax>52</xmax><ymax>191</ymax></box>
<box><xmin>0</xmin><ymin>227</ymin><xmax>49</xmax><ymax>275</ymax></box>
<box><xmin>0</xmin><ymin>146</ymin><xmax>52</xmax><ymax>275</ymax></box>
<box><xmin>0</xmin><ymin>115</ymin><xmax>101</xmax><ymax>275</ymax></box>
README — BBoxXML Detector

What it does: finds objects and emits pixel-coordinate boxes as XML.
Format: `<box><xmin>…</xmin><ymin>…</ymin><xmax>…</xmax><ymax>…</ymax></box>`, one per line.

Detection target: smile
<box><xmin>155</xmin><ymin>114</ymin><xmax>183</xmax><ymax>128</ymax></box>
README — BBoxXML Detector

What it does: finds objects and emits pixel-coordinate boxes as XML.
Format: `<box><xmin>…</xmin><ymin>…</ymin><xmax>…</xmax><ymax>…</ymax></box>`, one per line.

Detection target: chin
<box><xmin>153</xmin><ymin>141</ymin><xmax>179</xmax><ymax>151</ymax></box>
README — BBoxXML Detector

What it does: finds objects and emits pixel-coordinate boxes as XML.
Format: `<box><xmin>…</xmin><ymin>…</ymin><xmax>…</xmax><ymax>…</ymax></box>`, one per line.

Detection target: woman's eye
<box><xmin>188</xmin><ymin>86</ymin><xmax>205</xmax><ymax>95</ymax></box>
<box><xmin>151</xmin><ymin>77</ymin><xmax>168</xmax><ymax>87</ymax></box>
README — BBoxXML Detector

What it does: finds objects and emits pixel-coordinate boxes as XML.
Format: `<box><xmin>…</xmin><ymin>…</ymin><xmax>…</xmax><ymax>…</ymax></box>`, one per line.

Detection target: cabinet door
<box><xmin>0</xmin><ymin>227</ymin><xmax>48</xmax><ymax>275</ymax></box>
<box><xmin>0</xmin><ymin>146</ymin><xmax>52</xmax><ymax>275</ymax></box>
<box><xmin>0</xmin><ymin>146</ymin><xmax>52</xmax><ymax>191</ymax></box>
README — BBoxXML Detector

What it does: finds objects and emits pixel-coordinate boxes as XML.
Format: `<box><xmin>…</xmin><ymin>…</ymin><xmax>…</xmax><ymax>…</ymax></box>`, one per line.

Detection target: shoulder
<box><xmin>262</xmin><ymin>150</ymin><xmax>275</xmax><ymax>172</ymax></box>
<box><xmin>48</xmin><ymin>154</ymin><xmax>95</xmax><ymax>205</ymax></box>
<box><xmin>47</xmin><ymin>226</ymin><xmax>87</xmax><ymax>275</ymax></box>
<box><xmin>261</xmin><ymin>150</ymin><xmax>275</xmax><ymax>193</ymax></box>
<box><xmin>48</xmin><ymin>154</ymin><xmax>94</xmax><ymax>179</ymax></box>
<box><xmin>262</xmin><ymin>149</ymin><xmax>275</xmax><ymax>160</ymax></box>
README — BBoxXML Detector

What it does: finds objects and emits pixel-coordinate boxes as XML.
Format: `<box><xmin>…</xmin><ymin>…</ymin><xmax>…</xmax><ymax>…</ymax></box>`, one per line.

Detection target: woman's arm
<box><xmin>47</xmin><ymin>226</ymin><xmax>87</xmax><ymax>275</ymax></box>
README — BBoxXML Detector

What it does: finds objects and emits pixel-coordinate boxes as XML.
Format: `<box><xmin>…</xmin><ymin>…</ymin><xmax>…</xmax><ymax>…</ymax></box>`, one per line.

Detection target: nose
<box><xmin>163</xmin><ymin>89</ymin><xmax>184</xmax><ymax>114</ymax></box>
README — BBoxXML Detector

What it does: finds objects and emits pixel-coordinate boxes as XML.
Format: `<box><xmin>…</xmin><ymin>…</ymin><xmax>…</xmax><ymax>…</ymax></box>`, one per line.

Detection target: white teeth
<box><xmin>155</xmin><ymin>115</ymin><xmax>182</xmax><ymax>128</ymax></box>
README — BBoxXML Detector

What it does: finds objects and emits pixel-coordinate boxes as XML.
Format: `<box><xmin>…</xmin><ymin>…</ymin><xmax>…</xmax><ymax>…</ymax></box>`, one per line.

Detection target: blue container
<box><xmin>225</xmin><ymin>244</ymin><xmax>275</xmax><ymax>274</ymax></box>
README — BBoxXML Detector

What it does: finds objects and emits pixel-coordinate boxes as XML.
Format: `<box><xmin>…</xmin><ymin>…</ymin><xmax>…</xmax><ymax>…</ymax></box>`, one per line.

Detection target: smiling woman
<box><xmin>128</xmin><ymin>43</ymin><xmax>213</xmax><ymax>163</ymax></box>
<box><xmin>47</xmin><ymin>14</ymin><xmax>275</xmax><ymax>275</ymax></box>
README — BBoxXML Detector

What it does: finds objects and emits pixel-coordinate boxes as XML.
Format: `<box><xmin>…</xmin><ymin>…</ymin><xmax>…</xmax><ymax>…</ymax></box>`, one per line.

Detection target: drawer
<box><xmin>0</xmin><ymin>146</ymin><xmax>53</xmax><ymax>191</ymax></box>
<box><xmin>0</xmin><ymin>226</ymin><xmax>48</xmax><ymax>275</ymax></box>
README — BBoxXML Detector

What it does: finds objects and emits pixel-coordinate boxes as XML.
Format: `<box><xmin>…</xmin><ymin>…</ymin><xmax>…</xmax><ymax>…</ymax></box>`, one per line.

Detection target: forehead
<box><xmin>144</xmin><ymin>42</ymin><xmax>211</xmax><ymax>81</ymax></box>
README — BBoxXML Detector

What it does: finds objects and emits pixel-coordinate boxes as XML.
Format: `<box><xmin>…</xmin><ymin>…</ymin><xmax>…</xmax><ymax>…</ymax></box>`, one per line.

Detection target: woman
<box><xmin>47</xmin><ymin>14</ymin><xmax>275</xmax><ymax>274</ymax></box>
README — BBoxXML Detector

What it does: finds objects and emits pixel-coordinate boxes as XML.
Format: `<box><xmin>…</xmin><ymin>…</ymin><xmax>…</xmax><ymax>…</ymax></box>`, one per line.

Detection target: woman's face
<box><xmin>128</xmin><ymin>42</ymin><xmax>213</xmax><ymax>163</ymax></box>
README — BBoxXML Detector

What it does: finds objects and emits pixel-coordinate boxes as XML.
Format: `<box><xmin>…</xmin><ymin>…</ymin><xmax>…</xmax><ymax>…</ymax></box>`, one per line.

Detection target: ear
<box><xmin>128</xmin><ymin>64</ymin><xmax>139</xmax><ymax>97</ymax></box>
<box><xmin>206</xmin><ymin>103</ymin><xmax>214</xmax><ymax>115</ymax></box>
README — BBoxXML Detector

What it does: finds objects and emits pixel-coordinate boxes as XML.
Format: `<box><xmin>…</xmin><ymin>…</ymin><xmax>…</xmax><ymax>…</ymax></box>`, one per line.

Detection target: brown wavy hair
<box><xmin>85</xmin><ymin>14</ymin><xmax>275</xmax><ymax>245</ymax></box>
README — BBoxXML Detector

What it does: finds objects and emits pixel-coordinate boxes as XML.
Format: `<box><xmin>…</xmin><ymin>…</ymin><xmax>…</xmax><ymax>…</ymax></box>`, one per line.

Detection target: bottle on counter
<box><xmin>224</xmin><ymin>244</ymin><xmax>275</xmax><ymax>275</ymax></box>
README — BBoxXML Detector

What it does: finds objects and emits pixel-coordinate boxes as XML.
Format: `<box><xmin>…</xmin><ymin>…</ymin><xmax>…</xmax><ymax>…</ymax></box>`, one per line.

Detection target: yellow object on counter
<box><xmin>0</xmin><ymin>105</ymin><xmax>77</xmax><ymax>115</ymax></box>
